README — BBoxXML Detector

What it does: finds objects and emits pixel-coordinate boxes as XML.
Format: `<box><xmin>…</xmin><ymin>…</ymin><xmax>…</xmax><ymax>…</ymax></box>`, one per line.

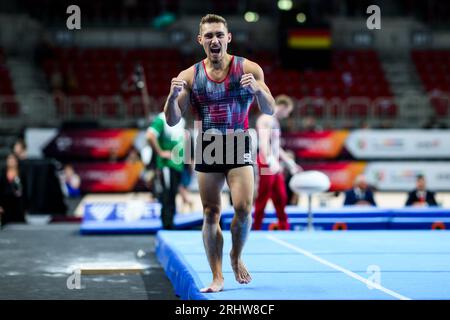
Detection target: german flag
<box><xmin>287</xmin><ymin>29</ymin><xmax>331</xmax><ymax>49</ymax></box>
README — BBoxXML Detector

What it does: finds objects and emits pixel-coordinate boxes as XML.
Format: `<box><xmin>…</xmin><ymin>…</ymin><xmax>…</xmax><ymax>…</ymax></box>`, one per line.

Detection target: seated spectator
<box><xmin>61</xmin><ymin>164</ymin><xmax>81</xmax><ymax>198</ymax></box>
<box><xmin>405</xmin><ymin>174</ymin><xmax>438</xmax><ymax>207</ymax></box>
<box><xmin>126</xmin><ymin>147</ymin><xmax>141</xmax><ymax>164</ymax></box>
<box><xmin>342</xmin><ymin>71</ymin><xmax>353</xmax><ymax>88</ymax></box>
<box><xmin>13</xmin><ymin>139</ymin><xmax>27</xmax><ymax>160</ymax></box>
<box><xmin>301</xmin><ymin>116</ymin><xmax>322</xmax><ymax>132</ymax></box>
<box><xmin>65</xmin><ymin>66</ymin><xmax>78</xmax><ymax>93</ymax></box>
<box><xmin>50</xmin><ymin>70</ymin><xmax>64</xmax><ymax>93</ymax></box>
<box><xmin>344</xmin><ymin>174</ymin><xmax>376</xmax><ymax>206</ymax></box>
<box><xmin>0</xmin><ymin>154</ymin><xmax>27</xmax><ymax>226</ymax></box>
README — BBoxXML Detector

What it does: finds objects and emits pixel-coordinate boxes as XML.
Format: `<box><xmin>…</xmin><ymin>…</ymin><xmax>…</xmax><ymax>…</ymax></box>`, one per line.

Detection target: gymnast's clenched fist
<box><xmin>169</xmin><ymin>78</ymin><xmax>187</xmax><ymax>99</ymax></box>
<box><xmin>240</xmin><ymin>73</ymin><xmax>261</xmax><ymax>95</ymax></box>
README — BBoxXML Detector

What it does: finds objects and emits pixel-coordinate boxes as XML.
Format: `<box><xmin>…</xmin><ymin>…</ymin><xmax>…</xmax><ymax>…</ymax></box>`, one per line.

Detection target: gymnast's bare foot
<box><xmin>230</xmin><ymin>252</ymin><xmax>252</xmax><ymax>284</ymax></box>
<box><xmin>200</xmin><ymin>277</ymin><xmax>224</xmax><ymax>293</ymax></box>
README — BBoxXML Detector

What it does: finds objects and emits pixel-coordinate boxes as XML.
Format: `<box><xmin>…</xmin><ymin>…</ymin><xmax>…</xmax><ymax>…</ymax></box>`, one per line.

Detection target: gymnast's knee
<box><xmin>233</xmin><ymin>202</ymin><xmax>252</xmax><ymax>222</ymax></box>
<box><xmin>203</xmin><ymin>205</ymin><xmax>221</xmax><ymax>224</ymax></box>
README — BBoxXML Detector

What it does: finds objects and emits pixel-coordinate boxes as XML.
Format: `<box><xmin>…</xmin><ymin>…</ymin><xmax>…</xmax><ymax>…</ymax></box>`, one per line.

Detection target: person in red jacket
<box><xmin>254</xmin><ymin>94</ymin><xmax>301</xmax><ymax>230</ymax></box>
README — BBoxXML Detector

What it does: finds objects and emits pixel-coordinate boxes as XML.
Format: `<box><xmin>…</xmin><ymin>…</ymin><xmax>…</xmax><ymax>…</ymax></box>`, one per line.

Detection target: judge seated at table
<box><xmin>343</xmin><ymin>174</ymin><xmax>376</xmax><ymax>207</ymax></box>
<box><xmin>405</xmin><ymin>174</ymin><xmax>438</xmax><ymax>207</ymax></box>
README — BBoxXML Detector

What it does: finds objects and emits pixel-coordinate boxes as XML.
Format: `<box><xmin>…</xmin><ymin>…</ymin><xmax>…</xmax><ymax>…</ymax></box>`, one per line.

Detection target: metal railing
<box><xmin>1</xmin><ymin>92</ymin><xmax>449</xmax><ymax>129</ymax></box>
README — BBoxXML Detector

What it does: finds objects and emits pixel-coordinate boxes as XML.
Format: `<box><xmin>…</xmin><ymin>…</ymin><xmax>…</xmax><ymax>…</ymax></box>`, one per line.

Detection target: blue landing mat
<box><xmin>80</xmin><ymin>203</ymin><xmax>450</xmax><ymax>234</ymax></box>
<box><xmin>80</xmin><ymin>202</ymin><xmax>203</xmax><ymax>234</ymax></box>
<box><xmin>156</xmin><ymin>230</ymin><xmax>450</xmax><ymax>300</ymax></box>
<box><xmin>220</xmin><ymin>206</ymin><xmax>450</xmax><ymax>230</ymax></box>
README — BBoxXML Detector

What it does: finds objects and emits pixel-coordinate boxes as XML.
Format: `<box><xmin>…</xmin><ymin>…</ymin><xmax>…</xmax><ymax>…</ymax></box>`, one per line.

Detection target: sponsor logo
<box><xmin>416</xmin><ymin>139</ymin><xmax>440</xmax><ymax>149</ymax></box>
<box><xmin>283</xmin><ymin>138</ymin><xmax>332</xmax><ymax>152</ymax></box>
<box><xmin>374</xmin><ymin>139</ymin><xmax>404</xmax><ymax>150</ymax></box>
<box><xmin>116</xmin><ymin>203</ymin><xmax>161</xmax><ymax>220</ymax></box>
<box><xmin>437</xmin><ymin>173</ymin><xmax>450</xmax><ymax>181</ymax></box>
<box><xmin>357</xmin><ymin>139</ymin><xmax>367</xmax><ymax>150</ymax></box>
<box><xmin>87</xmin><ymin>204</ymin><xmax>115</xmax><ymax>221</ymax></box>
<box><xmin>374</xmin><ymin>170</ymin><xmax>385</xmax><ymax>182</ymax></box>
<box><xmin>56</xmin><ymin>136</ymin><xmax>72</xmax><ymax>151</ymax></box>
<box><xmin>391</xmin><ymin>170</ymin><xmax>422</xmax><ymax>182</ymax></box>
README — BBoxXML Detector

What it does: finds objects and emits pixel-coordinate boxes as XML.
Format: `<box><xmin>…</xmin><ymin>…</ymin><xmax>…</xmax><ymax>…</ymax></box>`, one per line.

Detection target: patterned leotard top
<box><xmin>190</xmin><ymin>56</ymin><xmax>255</xmax><ymax>134</ymax></box>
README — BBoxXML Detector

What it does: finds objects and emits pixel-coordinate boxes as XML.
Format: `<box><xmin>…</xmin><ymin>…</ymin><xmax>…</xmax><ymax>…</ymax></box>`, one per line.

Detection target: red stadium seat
<box><xmin>0</xmin><ymin>99</ymin><xmax>20</xmax><ymax>116</ymax></box>
<box><xmin>430</xmin><ymin>92</ymin><xmax>450</xmax><ymax>116</ymax></box>
<box><xmin>124</xmin><ymin>94</ymin><xmax>148</xmax><ymax>117</ymax></box>
<box><xmin>68</xmin><ymin>96</ymin><xmax>96</xmax><ymax>117</ymax></box>
<box><xmin>98</xmin><ymin>95</ymin><xmax>122</xmax><ymax>117</ymax></box>
<box><xmin>299</xmin><ymin>97</ymin><xmax>326</xmax><ymax>117</ymax></box>
<box><xmin>373</xmin><ymin>98</ymin><xmax>398</xmax><ymax>118</ymax></box>
<box><xmin>412</xmin><ymin>50</ymin><xmax>450</xmax><ymax>117</ymax></box>
<box><xmin>40</xmin><ymin>47</ymin><xmax>395</xmax><ymax>124</ymax></box>
<box><xmin>345</xmin><ymin>97</ymin><xmax>371</xmax><ymax>117</ymax></box>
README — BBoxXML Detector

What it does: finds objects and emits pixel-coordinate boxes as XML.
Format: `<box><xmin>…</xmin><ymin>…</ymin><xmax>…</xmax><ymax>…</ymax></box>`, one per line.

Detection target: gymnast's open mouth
<box><xmin>210</xmin><ymin>47</ymin><xmax>220</xmax><ymax>54</ymax></box>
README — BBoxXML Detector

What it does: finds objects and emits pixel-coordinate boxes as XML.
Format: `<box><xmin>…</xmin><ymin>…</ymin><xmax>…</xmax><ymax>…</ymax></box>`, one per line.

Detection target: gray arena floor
<box><xmin>0</xmin><ymin>223</ymin><xmax>178</xmax><ymax>300</ymax></box>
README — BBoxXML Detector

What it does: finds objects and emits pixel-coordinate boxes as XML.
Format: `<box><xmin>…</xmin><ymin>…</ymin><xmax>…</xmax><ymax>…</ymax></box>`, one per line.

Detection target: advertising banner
<box><xmin>346</xmin><ymin>130</ymin><xmax>450</xmax><ymax>159</ymax></box>
<box><xmin>73</xmin><ymin>162</ymin><xmax>144</xmax><ymax>192</ymax></box>
<box><xmin>299</xmin><ymin>161</ymin><xmax>450</xmax><ymax>192</ymax></box>
<box><xmin>282</xmin><ymin>130</ymin><xmax>349</xmax><ymax>159</ymax></box>
<box><xmin>43</xmin><ymin>129</ymin><xmax>139</xmax><ymax>160</ymax></box>
<box><xmin>84</xmin><ymin>201</ymin><xmax>161</xmax><ymax>222</ymax></box>
<box><xmin>32</xmin><ymin>128</ymin><xmax>450</xmax><ymax>162</ymax></box>
<box><xmin>81</xmin><ymin>201</ymin><xmax>204</xmax><ymax>234</ymax></box>
<box><xmin>299</xmin><ymin>162</ymin><xmax>367</xmax><ymax>191</ymax></box>
<box><xmin>365</xmin><ymin>161</ymin><xmax>450</xmax><ymax>191</ymax></box>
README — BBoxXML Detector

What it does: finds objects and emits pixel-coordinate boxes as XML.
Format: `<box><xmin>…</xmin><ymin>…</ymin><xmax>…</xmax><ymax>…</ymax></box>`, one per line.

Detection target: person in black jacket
<box><xmin>0</xmin><ymin>153</ymin><xmax>27</xmax><ymax>227</ymax></box>
<box><xmin>344</xmin><ymin>174</ymin><xmax>377</xmax><ymax>206</ymax></box>
<box><xmin>405</xmin><ymin>174</ymin><xmax>438</xmax><ymax>207</ymax></box>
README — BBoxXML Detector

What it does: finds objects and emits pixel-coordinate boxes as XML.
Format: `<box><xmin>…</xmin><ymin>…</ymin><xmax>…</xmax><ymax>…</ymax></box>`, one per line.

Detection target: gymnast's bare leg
<box><xmin>226</xmin><ymin>166</ymin><xmax>254</xmax><ymax>284</ymax></box>
<box><xmin>198</xmin><ymin>171</ymin><xmax>226</xmax><ymax>292</ymax></box>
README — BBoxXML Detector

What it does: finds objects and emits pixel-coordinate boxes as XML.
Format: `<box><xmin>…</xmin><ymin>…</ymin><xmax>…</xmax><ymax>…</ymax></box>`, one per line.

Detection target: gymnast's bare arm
<box><xmin>164</xmin><ymin>66</ymin><xmax>194</xmax><ymax>126</ymax></box>
<box><xmin>242</xmin><ymin>59</ymin><xmax>275</xmax><ymax>115</ymax></box>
